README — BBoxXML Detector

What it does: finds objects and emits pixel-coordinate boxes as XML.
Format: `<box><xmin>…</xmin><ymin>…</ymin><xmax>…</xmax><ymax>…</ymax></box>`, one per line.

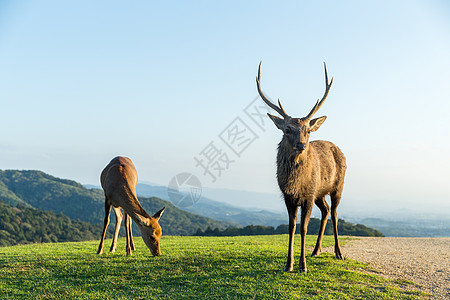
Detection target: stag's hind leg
<box><xmin>97</xmin><ymin>198</ymin><xmax>112</xmax><ymax>254</ymax></box>
<box><xmin>311</xmin><ymin>196</ymin><xmax>330</xmax><ymax>257</ymax></box>
<box><xmin>109</xmin><ymin>207</ymin><xmax>123</xmax><ymax>253</ymax></box>
<box><xmin>330</xmin><ymin>191</ymin><xmax>343</xmax><ymax>259</ymax></box>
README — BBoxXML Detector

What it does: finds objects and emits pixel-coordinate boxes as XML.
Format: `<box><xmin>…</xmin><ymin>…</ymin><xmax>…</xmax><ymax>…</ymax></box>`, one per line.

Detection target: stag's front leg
<box><xmin>284</xmin><ymin>201</ymin><xmax>299</xmax><ymax>272</ymax></box>
<box><xmin>299</xmin><ymin>201</ymin><xmax>314</xmax><ymax>273</ymax></box>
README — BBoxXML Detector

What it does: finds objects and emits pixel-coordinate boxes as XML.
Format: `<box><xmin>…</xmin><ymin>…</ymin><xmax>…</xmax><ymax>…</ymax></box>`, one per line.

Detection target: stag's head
<box><xmin>256</xmin><ymin>62</ymin><xmax>333</xmax><ymax>155</ymax></box>
<box><xmin>136</xmin><ymin>207</ymin><xmax>165</xmax><ymax>256</ymax></box>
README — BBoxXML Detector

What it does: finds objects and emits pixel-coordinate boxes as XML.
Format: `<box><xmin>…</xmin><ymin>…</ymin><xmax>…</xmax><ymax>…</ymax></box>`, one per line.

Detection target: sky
<box><xmin>1</xmin><ymin>1</ymin><xmax>450</xmax><ymax>216</ymax></box>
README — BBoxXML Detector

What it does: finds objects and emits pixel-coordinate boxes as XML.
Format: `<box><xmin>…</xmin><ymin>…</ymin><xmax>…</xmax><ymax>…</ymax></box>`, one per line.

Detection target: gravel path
<box><xmin>326</xmin><ymin>237</ymin><xmax>450</xmax><ymax>299</ymax></box>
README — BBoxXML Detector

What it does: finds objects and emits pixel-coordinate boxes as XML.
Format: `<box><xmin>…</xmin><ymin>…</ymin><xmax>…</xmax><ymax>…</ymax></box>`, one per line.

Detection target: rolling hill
<box><xmin>0</xmin><ymin>170</ymin><xmax>228</xmax><ymax>236</ymax></box>
<box><xmin>0</xmin><ymin>169</ymin><xmax>386</xmax><ymax>242</ymax></box>
<box><xmin>0</xmin><ymin>201</ymin><xmax>108</xmax><ymax>246</ymax></box>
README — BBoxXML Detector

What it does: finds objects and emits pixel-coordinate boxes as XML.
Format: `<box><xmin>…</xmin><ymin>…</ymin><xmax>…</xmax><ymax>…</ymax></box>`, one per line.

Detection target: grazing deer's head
<box><xmin>256</xmin><ymin>62</ymin><xmax>333</xmax><ymax>155</ymax></box>
<box><xmin>136</xmin><ymin>207</ymin><xmax>165</xmax><ymax>256</ymax></box>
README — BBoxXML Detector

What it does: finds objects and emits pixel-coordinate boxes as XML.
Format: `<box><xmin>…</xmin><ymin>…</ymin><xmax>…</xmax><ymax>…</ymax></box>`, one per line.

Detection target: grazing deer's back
<box><xmin>101</xmin><ymin>156</ymin><xmax>138</xmax><ymax>198</ymax></box>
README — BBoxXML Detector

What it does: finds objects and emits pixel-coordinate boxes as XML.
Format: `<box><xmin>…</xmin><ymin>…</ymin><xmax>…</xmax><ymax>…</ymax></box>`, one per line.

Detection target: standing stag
<box><xmin>97</xmin><ymin>156</ymin><xmax>165</xmax><ymax>256</ymax></box>
<box><xmin>256</xmin><ymin>62</ymin><xmax>346</xmax><ymax>273</ymax></box>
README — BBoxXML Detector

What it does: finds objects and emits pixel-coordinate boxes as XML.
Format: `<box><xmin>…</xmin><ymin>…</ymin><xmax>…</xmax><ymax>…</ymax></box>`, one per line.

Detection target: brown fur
<box><xmin>257</xmin><ymin>62</ymin><xmax>346</xmax><ymax>273</ymax></box>
<box><xmin>97</xmin><ymin>156</ymin><xmax>165</xmax><ymax>256</ymax></box>
<box><xmin>276</xmin><ymin>121</ymin><xmax>347</xmax><ymax>273</ymax></box>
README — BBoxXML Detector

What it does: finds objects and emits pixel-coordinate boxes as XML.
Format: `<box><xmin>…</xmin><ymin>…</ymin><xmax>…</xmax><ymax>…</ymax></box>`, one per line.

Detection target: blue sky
<box><xmin>1</xmin><ymin>1</ymin><xmax>450</xmax><ymax>215</ymax></box>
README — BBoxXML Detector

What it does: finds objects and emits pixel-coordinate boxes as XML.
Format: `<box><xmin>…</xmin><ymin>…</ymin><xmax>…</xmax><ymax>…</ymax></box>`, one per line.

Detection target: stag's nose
<box><xmin>296</xmin><ymin>143</ymin><xmax>306</xmax><ymax>152</ymax></box>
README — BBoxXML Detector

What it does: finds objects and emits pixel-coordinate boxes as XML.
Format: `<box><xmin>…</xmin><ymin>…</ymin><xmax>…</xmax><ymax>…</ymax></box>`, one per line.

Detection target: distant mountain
<box><xmin>0</xmin><ymin>170</ymin><xmax>388</xmax><ymax>240</ymax></box>
<box><xmin>86</xmin><ymin>183</ymin><xmax>287</xmax><ymax>227</ymax></box>
<box><xmin>347</xmin><ymin>217</ymin><xmax>450</xmax><ymax>237</ymax></box>
<box><xmin>134</xmin><ymin>183</ymin><xmax>288</xmax><ymax>227</ymax></box>
<box><xmin>201</xmin><ymin>187</ymin><xmax>284</xmax><ymax>212</ymax></box>
<box><xmin>133</xmin><ymin>183</ymin><xmax>450</xmax><ymax>238</ymax></box>
<box><xmin>0</xmin><ymin>170</ymin><xmax>228</xmax><ymax>236</ymax></box>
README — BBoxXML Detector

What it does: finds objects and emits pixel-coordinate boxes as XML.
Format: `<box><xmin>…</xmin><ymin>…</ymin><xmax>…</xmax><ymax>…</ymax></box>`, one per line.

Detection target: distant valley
<box><xmin>131</xmin><ymin>183</ymin><xmax>450</xmax><ymax>238</ymax></box>
<box><xmin>1</xmin><ymin>169</ymin><xmax>448</xmax><ymax>239</ymax></box>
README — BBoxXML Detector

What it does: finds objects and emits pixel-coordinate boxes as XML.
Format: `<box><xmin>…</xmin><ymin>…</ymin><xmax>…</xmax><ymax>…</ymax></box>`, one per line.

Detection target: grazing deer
<box><xmin>97</xmin><ymin>156</ymin><xmax>165</xmax><ymax>256</ymax></box>
<box><xmin>256</xmin><ymin>62</ymin><xmax>346</xmax><ymax>273</ymax></box>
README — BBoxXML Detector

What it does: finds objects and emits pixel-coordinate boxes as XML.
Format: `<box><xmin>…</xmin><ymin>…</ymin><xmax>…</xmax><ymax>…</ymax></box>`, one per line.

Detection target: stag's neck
<box><xmin>276</xmin><ymin>139</ymin><xmax>315</xmax><ymax>198</ymax></box>
<box><xmin>277</xmin><ymin>140</ymin><xmax>314</xmax><ymax>169</ymax></box>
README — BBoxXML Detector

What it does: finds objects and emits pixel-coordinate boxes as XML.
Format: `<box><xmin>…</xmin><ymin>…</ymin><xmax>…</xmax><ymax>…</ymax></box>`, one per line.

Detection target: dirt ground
<box><xmin>322</xmin><ymin>237</ymin><xmax>450</xmax><ymax>299</ymax></box>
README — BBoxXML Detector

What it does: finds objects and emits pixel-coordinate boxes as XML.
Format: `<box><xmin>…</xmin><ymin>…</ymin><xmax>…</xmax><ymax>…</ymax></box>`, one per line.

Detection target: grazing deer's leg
<box><xmin>331</xmin><ymin>191</ymin><xmax>343</xmax><ymax>259</ymax></box>
<box><xmin>312</xmin><ymin>197</ymin><xmax>330</xmax><ymax>257</ymax></box>
<box><xmin>299</xmin><ymin>200</ymin><xmax>314</xmax><ymax>273</ymax></box>
<box><xmin>109</xmin><ymin>207</ymin><xmax>123</xmax><ymax>253</ymax></box>
<box><xmin>97</xmin><ymin>199</ymin><xmax>112</xmax><ymax>254</ymax></box>
<box><xmin>100</xmin><ymin>157</ymin><xmax>165</xmax><ymax>256</ymax></box>
<box><xmin>284</xmin><ymin>200</ymin><xmax>299</xmax><ymax>272</ymax></box>
<box><xmin>125</xmin><ymin>213</ymin><xmax>136</xmax><ymax>251</ymax></box>
<box><xmin>125</xmin><ymin>213</ymin><xmax>133</xmax><ymax>255</ymax></box>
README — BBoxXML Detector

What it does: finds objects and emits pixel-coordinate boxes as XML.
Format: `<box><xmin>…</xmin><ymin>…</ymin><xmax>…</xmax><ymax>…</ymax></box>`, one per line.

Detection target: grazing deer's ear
<box><xmin>310</xmin><ymin>116</ymin><xmax>327</xmax><ymax>132</ymax></box>
<box><xmin>152</xmin><ymin>207</ymin><xmax>165</xmax><ymax>221</ymax></box>
<box><xmin>135</xmin><ymin>214</ymin><xmax>150</xmax><ymax>226</ymax></box>
<box><xmin>267</xmin><ymin>113</ymin><xmax>285</xmax><ymax>130</ymax></box>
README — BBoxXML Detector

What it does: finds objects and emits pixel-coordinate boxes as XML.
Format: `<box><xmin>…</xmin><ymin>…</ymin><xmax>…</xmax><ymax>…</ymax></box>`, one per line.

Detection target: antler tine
<box><xmin>256</xmin><ymin>61</ymin><xmax>289</xmax><ymax>118</ymax></box>
<box><xmin>305</xmin><ymin>62</ymin><xmax>333</xmax><ymax>120</ymax></box>
<box><xmin>277</xmin><ymin>99</ymin><xmax>288</xmax><ymax>117</ymax></box>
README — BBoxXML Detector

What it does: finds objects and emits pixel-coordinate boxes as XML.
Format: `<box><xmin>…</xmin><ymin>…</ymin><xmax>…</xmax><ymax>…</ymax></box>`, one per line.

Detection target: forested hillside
<box><xmin>0</xmin><ymin>170</ymin><xmax>385</xmax><ymax>246</ymax></box>
<box><xmin>195</xmin><ymin>219</ymin><xmax>384</xmax><ymax>237</ymax></box>
<box><xmin>0</xmin><ymin>201</ymin><xmax>109</xmax><ymax>246</ymax></box>
<box><xmin>0</xmin><ymin>170</ymin><xmax>105</xmax><ymax>223</ymax></box>
<box><xmin>0</xmin><ymin>170</ymin><xmax>227</xmax><ymax>237</ymax></box>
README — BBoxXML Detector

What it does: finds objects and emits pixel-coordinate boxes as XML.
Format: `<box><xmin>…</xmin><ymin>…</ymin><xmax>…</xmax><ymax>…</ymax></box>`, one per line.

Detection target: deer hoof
<box><xmin>97</xmin><ymin>250</ymin><xmax>103</xmax><ymax>255</ymax></box>
<box><xmin>311</xmin><ymin>246</ymin><xmax>322</xmax><ymax>257</ymax></box>
<box><xmin>284</xmin><ymin>265</ymin><xmax>294</xmax><ymax>272</ymax></box>
<box><xmin>299</xmin><ymin>268</ymin><xmax>308</xmax><ymax>274</ymax></box>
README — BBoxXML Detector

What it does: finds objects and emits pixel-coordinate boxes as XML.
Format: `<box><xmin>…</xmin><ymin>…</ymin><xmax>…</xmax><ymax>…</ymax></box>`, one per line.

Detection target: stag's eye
<box><xmin>284</xmin><ymin>127</ymin><xmax>291</xmax><ymax>134</ymax></box>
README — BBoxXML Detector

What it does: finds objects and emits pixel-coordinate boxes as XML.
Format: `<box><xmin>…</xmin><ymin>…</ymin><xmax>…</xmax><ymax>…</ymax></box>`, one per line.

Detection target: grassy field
<box><xmin>0</xmin><ymin>235</ymin><xmax>425</xmax><ymax>299</ymax></box>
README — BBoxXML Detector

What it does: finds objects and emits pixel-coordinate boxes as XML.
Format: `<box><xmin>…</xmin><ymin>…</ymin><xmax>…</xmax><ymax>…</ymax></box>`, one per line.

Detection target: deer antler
<box><xmin>256</xmin><ymin>61</ymin><xmax>289</xmax><ymax>119</ymax></box>
<box><xmin>304</xmin><ymin>62</ymin><xmax>333</xmax><ymax>120</ymax></box>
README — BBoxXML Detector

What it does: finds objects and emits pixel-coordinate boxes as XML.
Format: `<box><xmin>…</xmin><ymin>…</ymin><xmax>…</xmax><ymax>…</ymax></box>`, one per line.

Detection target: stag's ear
<box><xmin>310</xmin><ymin>116</ymin><xmax>327</xmax><ymax>132</ymax></box>
<box><xmin>152</xmin><ymin>207</ymin><xmax>165</xmax><ymax>221</ymax></box>
<box><xmin>267</xmin><ymin>113</ymin><xmax>285</xmax><ymax>130</ymax></box>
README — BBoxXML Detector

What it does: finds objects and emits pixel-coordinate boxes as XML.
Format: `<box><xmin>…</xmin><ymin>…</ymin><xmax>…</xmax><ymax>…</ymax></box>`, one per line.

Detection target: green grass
<box><xmin>0</xmin><ymin>235</ymin><xmax>426</xmax><ymax>299</ymax></box>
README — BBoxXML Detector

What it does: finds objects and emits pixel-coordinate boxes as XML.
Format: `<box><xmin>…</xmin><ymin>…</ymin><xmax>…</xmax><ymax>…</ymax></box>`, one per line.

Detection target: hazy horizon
<box><xmin>1</xmin><ymin>1</ymin><xmax>450</xmax><ymax>219</ymax></box>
